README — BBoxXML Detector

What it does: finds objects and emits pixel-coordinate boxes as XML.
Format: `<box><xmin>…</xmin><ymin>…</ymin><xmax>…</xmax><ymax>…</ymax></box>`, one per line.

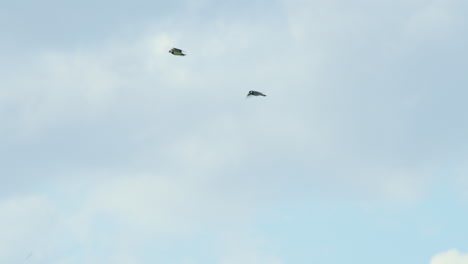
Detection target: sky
<box><xmin>1</xmin><ymin>0</ymin><xmax>468</xmax><ymax>263</ymax></box>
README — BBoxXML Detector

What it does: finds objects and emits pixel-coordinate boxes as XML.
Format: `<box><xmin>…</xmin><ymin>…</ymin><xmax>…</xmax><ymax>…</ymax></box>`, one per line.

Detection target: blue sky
<box><xmin>1</xmin><ymin>0</ymin><xmax>468</xmax><ymax>263</ymax></box>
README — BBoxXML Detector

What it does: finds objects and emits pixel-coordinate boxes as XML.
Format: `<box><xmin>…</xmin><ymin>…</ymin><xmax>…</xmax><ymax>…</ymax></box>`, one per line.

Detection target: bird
<box><xmin>246</xmin><ymin>90</ymin><xmax>266</xmax><ymax>97</ymax></box>
<box><xmin>169</xmin><ymin>48</ymin><xmax>186</xmax><ymax>56</ymax></box>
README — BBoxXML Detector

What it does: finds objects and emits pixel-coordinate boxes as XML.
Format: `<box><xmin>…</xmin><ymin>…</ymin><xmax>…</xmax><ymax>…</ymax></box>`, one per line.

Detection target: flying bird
<box><xmin>169</xmin><ymin>48</ymin><xmax>186</xmax><ymax>56</ymax></box>
<box><xmin>246</xmin><ymin>90</ymin><xmax>266</xmax><ymax>97</ymax></box>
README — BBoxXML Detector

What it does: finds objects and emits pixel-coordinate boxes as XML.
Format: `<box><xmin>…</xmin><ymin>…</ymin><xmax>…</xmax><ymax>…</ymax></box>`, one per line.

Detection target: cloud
<box><xmin>1</xmin><ymin>1</ymin><xmax>468</xmax><ymax>263</ymax></box>
<box><xmin>431</xmin><ymin>249</ymin><xmax>468</xmax><ymax>264</ymax></box>
<box><xmin>0</xmin><ymin>169</ymin><xmax>281</xmax><ymax>264</ymax></box>
<box><xmin>0</xmin><ymin>195</ymin><xmax>57</xmax><ymax>263</ymax></box>
<box><xmin>3</xmin><ymin>0</ymin><xmax>466</xmax><ymax>205</ymax></box>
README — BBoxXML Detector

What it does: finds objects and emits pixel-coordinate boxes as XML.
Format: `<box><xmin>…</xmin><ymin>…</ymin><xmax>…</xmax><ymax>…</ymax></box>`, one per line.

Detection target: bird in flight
<box><xmin>246</xmin><ymin>90</ymin><xmax>266</xmax><ymax>97</ymax></box>
<box><xmin>169</xmin><ymin>48</ymin><xmax>186</xmax><ymax>56</ymax></box>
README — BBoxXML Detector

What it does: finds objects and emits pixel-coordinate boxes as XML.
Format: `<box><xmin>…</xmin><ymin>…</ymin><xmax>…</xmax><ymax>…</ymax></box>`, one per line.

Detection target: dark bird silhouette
<box><xmin>246</xmin><ymin>90</ymin><xmax>266</xmax><ymax>97</ymax></box>
<box><xmin>169</xmin><ymin>48</ymin><xmax>186</xmax><ymax>56</ymax></box>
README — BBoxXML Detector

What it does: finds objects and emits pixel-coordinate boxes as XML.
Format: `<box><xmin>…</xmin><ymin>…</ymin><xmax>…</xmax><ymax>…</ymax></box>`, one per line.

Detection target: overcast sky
<box><xmin>1</xmin><ymin>0</ymin><xmax>468</xmax><ymax>263</ymax></box>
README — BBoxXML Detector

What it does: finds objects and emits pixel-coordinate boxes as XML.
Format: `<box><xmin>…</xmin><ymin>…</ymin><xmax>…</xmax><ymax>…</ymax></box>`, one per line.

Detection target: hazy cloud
<box><xmin>431</xmin><ymin>249</ymin><xmax>468</xmax><ymax>264</ymax></box>
<box><xmin>1</xmin><ymin>0</ymin><xmax>468</xmax><ymax>263</ymax></box>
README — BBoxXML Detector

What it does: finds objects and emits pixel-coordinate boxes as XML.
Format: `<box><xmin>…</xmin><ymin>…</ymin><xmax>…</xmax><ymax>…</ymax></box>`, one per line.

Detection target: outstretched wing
<box><xmin>172</xmin><ymin>48</ymin><xmax>185</xmax><ymax>55</ymax></box>
<box><xmin>247</xmin><ymin>91</ymin><xmax>267</xmax><ymax>97</ymax></box>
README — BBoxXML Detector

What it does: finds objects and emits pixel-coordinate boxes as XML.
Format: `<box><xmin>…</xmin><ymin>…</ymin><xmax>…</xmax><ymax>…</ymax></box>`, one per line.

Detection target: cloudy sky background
<box><xmin>1</xmin><ymin>0</ymin><xmax>468</xmax><ymax>263</ymax></box>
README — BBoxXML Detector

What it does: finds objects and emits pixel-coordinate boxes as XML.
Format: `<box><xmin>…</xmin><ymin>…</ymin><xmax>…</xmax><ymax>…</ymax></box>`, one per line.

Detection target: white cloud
<box><xmin>431</xmin><ymin>249</ymin><xmax>468</xmax><ymax>264</ymax></box>
<box><xmin>0</xmin><ymin>195</ymin><xmax>57</xmax><ymax>263</ymax></box>
<box><xmin>406</xmin><ymin>0</ymin><xmax>462</xmax><ymax>37</ymax></box>
<box><xmin>2</xmin><ymin>4</ymin><xmax>452</xmax><ymax>204</ymax></box>
<box><xmin>1</xmin><ymin>1</ymin><xmax>468</xmax><ymax>263</ymax></box>
<box><xmin>0</xmin><ymin>170</ymin><xmax>279</xmax><ymax>264</ymax></box>
<box><xmin>89</xmin><ymin>173</ymin><xmax>205</xmax><ymax>234</ymax></box>
<box><xmin>1</xmin><ymin>51</ymin><xmax>120</xmax><ymax>139</ymax></box>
